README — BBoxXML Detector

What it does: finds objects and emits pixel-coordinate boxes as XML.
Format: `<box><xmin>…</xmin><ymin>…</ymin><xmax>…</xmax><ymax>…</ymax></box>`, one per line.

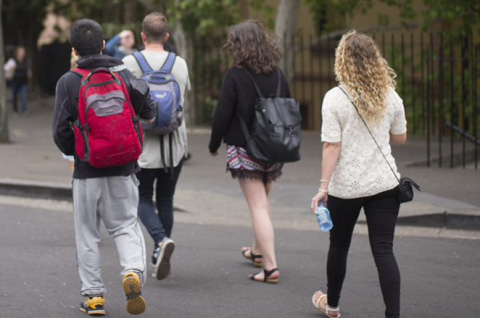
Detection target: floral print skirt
<box><xmin>226</xmin><ymin>145</ymin><xmax>283</xmax><ymax>184</ymax></box>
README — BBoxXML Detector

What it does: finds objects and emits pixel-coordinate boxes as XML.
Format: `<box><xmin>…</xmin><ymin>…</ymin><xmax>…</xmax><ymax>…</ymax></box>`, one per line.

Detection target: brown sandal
<box><xmin>249</xmin><ymin>268</ymin><xmax>279</xmax><ymax>284</ymax></box>
<box><xmin>241</xmin><ymin>247</ymin><xmax>263</xmax><ymax>268</ymax></box>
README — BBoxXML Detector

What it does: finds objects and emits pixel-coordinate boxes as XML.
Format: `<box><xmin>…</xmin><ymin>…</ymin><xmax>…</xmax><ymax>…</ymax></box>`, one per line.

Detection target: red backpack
<box><xmin>72</xmin><ymin>68</ymin><xmax>143</xmax><ymax>168</ymax></box>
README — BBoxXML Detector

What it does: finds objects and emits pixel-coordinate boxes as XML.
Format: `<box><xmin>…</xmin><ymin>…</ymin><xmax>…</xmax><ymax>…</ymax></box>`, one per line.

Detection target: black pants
<box><xmin>136</xmin><ymin>160</ymin><xmax>183</xmax><ymax>248</ymax></box>
<box><xmin>326</xmin><ymin>187</ymin><xmax>401</xmax><ymax>318</ymax></box>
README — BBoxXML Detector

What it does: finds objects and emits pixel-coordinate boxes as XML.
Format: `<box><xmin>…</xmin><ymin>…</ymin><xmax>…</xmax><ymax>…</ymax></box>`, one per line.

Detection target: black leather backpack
<box><xmin>239</xmin><ymin>70</ymin><xmax>302</xmax><ymax>163</ymax></box>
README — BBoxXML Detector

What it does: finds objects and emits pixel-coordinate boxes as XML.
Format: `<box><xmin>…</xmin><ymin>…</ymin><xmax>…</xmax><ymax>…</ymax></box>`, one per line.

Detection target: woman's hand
<box><xmin>311</xmin><ymin>191</ymin><xmax>328</xmax><ymax>213</ymax></box>
<box><xmin>210</xmin><ymin>151</ymin><xmax>218</xmax><ymax>157</ymax></box>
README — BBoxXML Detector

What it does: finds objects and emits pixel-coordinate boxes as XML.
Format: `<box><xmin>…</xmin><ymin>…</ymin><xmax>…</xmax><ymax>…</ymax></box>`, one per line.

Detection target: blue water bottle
<box><xmin>315</xmin><ymin>203</ymin><xmax>333</xmax><ymax>232</ymax></box>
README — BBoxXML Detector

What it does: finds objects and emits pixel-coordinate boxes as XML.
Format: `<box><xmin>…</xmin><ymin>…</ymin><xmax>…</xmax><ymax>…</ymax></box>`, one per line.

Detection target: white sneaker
<box><xmin>153</xmin><ymin>238</ymin><xmax>175</xmax><ymax>280</ymax></box>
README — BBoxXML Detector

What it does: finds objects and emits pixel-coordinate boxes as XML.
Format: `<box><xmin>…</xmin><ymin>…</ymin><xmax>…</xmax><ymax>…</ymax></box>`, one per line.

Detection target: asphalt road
<box><xmin>0</xmin><ymin>199</ymin><xmax>479</xmax><ymax>317</ymax></box>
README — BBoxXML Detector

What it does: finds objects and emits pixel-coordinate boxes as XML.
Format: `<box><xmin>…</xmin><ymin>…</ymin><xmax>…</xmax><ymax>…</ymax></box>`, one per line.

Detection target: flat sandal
<box><xmin>241</xmin><ymin>247</ymin><xmax>263</xmax><ymax>268</ymax></box>
<box><xmin>312</xmin><ymin>291</ymin><xmax>341</xmax><ymax>318</ymax></box>
<box><xmin>249</xmin><ymin>268</ymin><xmax>279</xmax><ymax>284</ymax></box>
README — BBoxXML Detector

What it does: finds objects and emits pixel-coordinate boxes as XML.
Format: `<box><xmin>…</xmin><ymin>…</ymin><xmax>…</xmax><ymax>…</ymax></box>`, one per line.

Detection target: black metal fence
<box><xmin>370</xmin><ymin>31</ymin><xmax>479</xmax><ymax>169</ymax></box>
<box><xmin>191</xmin><ymin>30</ymin><xmax>479</xmax><ymax>169</ymax></box>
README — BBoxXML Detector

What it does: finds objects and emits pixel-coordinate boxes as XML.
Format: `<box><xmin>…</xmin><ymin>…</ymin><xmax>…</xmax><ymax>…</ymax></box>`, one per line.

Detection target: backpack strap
<box><xmin>133</xmin><ymin>52</ymin><xmax>154</xmax><ymax>74</ymax></box>
<box><xmin>243</xmin><ymin>70</ymin><xmax>265</xmax><ymax>98</ymax></box>
<box><xmin>244</xmin><ymin>69</ymin><xmax>282</xmax><ymax>98</ymax></box>
<box><xmin>275</xmin><ymin>69</ymin><xmax>282</xmax><ymax>97</ymax></box>
<box><xmin>169</xmin><ymin>133</ymin><xmax>174</xmax><ymax>179</ymax></box>
<box><xmin>160</xmin><ymin>136</ymin><xmax>168</xmax><ymax>173</ymax></box>
<box><xmin>239</xmin><ymin>116</ymin><xmax>253</xmax><ymax>143</ymax></box>
<box><xmin>159</xmin><ymin>133</ymin><xmax>176</xmax><ymax>179</ymax></box>
<box><xmin>70</xmin><ymin>68</ymin><xmax>90</xmax><ymax>78</ymax></box>
<box><xmin>160</xmin><ymin>52</ymin><xmax>177</xmax><ymax>73</ymax></box>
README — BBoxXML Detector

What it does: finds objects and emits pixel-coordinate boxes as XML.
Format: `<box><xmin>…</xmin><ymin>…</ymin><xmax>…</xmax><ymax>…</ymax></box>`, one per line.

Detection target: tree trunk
<box><xmin>172</xmin><ymin>8</ymin><xmax>195</xmax><ymax>126</ymax></box>
<box><xmin>0</xmin><ymin>0</ymin><xmax>10</xmax><ymax>143</ymax></box>
<box><xmin>274</xmin><ymin>0</ymin><xmax>301</xmax><ymax>84</ymax></box>
<box><xmin>239</xmin><ymin>0</ymin><xmax>249</xmax><ymax>19</ymax></box>
<box><xmin>124</xmin><ymin>0</ymin><xmax>138</xmax><ymax>24</ymax></box>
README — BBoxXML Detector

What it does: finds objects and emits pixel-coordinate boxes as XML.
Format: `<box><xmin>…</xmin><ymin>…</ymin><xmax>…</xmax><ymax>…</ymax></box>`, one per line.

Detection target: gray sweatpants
<box><xmin>73</xmin><ymin>175</ymin><xmax>146</xmax><ymax>296</ymax></box>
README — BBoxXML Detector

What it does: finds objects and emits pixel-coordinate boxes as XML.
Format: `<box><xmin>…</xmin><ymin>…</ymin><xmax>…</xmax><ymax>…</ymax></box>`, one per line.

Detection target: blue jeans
<box><xmin>137</xmin><ymin>161</ymin><xmax>183</xmax><ymax>247</ymax></box>
<box><xmin>11</xmin><ymin>82</ymin><xmax>28</xmax><ymax>113</ymax></box>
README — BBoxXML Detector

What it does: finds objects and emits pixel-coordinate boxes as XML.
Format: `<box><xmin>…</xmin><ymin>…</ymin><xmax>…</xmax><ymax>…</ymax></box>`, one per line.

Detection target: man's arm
<box><xmin>52</xmin><ymin>73</ymin><xmax>76</xmax><ymax>155</ymax></box>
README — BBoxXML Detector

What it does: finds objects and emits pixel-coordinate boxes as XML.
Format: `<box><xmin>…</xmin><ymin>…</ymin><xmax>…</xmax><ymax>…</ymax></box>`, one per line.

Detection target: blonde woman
<box><xmin>311</xmin><ymin>31</ymin><xmax>407</xmax><ymax>318</ymax></box>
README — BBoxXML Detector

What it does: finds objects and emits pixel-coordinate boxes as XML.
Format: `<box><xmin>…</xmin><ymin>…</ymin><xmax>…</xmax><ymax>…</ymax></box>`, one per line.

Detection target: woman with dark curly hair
<box><xmin>209</xmin><ymin>20</ymin><xmax>292</xmax><ymax>284</ymax></box>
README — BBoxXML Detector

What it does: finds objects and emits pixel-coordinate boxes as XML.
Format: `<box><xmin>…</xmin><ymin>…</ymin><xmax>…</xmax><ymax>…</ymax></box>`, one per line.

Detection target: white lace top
<box><xmin>321</xmin><ymin>86</ymin><xmax>407</xmax><ymax>199</ymax></box>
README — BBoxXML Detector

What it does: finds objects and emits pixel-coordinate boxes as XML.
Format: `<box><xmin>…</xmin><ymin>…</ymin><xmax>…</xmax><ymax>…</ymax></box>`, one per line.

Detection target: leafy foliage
<box><xmin>303</xmin><ymin>0</ymin><xmax>479</xmax><ymax>36</ymax></box>
<box><xmin>166</xmin><ymin>0</ymin><xmax>240</xmax><ymax>43</ymax></box>
<box><xmin>422</xmin><ymin>0</ymin><xmax>480</xmax><ymax>36</ymax></box>
<box><xmin>303</xmin><ymin>0</ymin><xmax>416</xmax><ymax>32</ymax></box>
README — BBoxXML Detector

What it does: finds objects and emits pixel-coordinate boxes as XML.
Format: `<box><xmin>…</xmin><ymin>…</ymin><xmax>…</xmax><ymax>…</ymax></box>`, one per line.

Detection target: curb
<box><xmin>0</xmin><ymin>179</ymin><xmax>72</xmax><ymax>202</ymax></box>
<box><xmin>406</xmin><ymin>150</ymin><xmax>478</xmax><ymax>168</ymax></box>
<box><xmin>359</xmin><ymin>212</ymin><xmax>480</xmax><ymax>231</ymax></box>
<box><xmin>0</xmin><ymin>179</ymin><xmax>189</xmax><ymax>213</ymax></box>
<box><xmin>1</xmin><ymin>179</ymin><xmax>479</xmax><ymax>231</ymax></box>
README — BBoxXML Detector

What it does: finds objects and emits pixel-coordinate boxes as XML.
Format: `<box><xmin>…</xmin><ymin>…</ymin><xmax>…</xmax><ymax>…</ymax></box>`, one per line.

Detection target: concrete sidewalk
<box><xmin>0</xmin><ymin>97</ymin><xmax>479</xmax><ymax>237</ymax></box>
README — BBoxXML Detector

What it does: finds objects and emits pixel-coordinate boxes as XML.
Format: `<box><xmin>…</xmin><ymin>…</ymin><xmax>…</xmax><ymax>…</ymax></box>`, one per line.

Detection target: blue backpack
<box><xmin>133</xmin><ymin>51</ymin><xmax>183</xmax><ymax>134</ymax></box>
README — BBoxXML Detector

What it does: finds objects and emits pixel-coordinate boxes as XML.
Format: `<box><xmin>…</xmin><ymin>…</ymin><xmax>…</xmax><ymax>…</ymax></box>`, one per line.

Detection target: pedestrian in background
<box><xmin>123</xmin><ymin>12</ymin><xmax>190</xmax><ymax>281</ymax></box>
<box><xmin>105</xmin><ymin>29</ymin><xmax>136</xmax><ymax>59</ymax></box>
<box><xmin>4</xmin><ymin>46</ymin><xmax>30</xmax><ymax>115</ymax></box>
<box><xmin>53</xmin><ymin>18</ymin><xmax>156</xmax><ymax>316</ymax></box>
<box><xmin>209</xmin><ymin>20</ymin><xmax>292</xmax><ymax>284</ymax></box>
<box><xmin>310</xmin><ymin>30</ymin><xmax>407</xmax><ymax>318</ymax></box>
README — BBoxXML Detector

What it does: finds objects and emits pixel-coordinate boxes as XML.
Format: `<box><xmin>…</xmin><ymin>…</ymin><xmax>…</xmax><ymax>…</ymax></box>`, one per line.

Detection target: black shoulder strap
<box><xmin>239</xmin><ymin>116</ymin><xmax>252</xmax><ymax>142</ymax></box>
<box><xmin>243</xmin><ymin>69</ymin><xmax>282</xmax><ymax>98</ymax></box>
<box><xmin>338</xmin><ymin>86</ymin><xmax>400</xmax><ymax>184</ymax></box>
<box><xmin>159</xmin><ymin>133</ymin><xmax>175</xmax><ymax>179</ymax></box>
<box><xmin>243</xmin><ymin>70</ymin><xmax>265</xmax><ymax>98</ymax></box>
<box><xmin>275</xmin><ymin>69</ymin><xmax>282</xmax><ymax>97</ymax></box>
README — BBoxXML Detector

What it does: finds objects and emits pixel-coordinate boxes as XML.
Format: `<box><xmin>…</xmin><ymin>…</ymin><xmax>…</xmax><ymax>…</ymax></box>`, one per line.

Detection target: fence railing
<box><xmin>191</xmin><ymin>30</ymin><xmax>479</xmax><ymax>169</ymax></box>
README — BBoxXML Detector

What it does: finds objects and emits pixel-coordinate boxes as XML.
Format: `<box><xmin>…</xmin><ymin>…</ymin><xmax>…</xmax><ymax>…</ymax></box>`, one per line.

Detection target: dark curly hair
<box><xmin>223</xmin><ymin>20</ymin><xmax>281</xmax><ymax>74</ymax></box>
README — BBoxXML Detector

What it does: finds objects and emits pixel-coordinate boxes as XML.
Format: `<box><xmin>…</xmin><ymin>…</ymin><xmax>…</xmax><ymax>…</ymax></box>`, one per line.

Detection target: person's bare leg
<box><xmin>265</xmin><ymin>181</ymin><xmax>274</xmax><ymax>215</ymax></box>
<box><xmin>252</xmin><ymin>182</ymin><xmax>273</xmax><ymax>255</ymax></box>
<box><xmin>251</xmin><ymin>181</ymin><xmax>274</xmax><ymax>252</ymax></box>
<box><xmin>239</xmin><ymin>178</ymin><xmax>278</xmax><ymax>280</ymax></box>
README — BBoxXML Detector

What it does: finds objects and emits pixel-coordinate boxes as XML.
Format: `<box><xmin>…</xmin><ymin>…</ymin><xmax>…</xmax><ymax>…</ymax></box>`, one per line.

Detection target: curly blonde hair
<box><xmin>334</xmin><ymin>30</ymin><xmax>397</xmax><ymax>124</ymax></box>
<box><xmin>223</xmin><ymin>20</ymin><xmax>281</xmax><ymax>74</ymax></box>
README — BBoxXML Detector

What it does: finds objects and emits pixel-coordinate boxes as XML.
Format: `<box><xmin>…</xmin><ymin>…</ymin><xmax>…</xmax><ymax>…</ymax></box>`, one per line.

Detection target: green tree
<box><xmin>303</xmin><ymin>0</ymin><xmax>479</xmax><ymax>35</ymax></box>
<box><xmin>422</xmin><ymin>0</ymin><xmax>480</xmax><ymax>35</ymax></box>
